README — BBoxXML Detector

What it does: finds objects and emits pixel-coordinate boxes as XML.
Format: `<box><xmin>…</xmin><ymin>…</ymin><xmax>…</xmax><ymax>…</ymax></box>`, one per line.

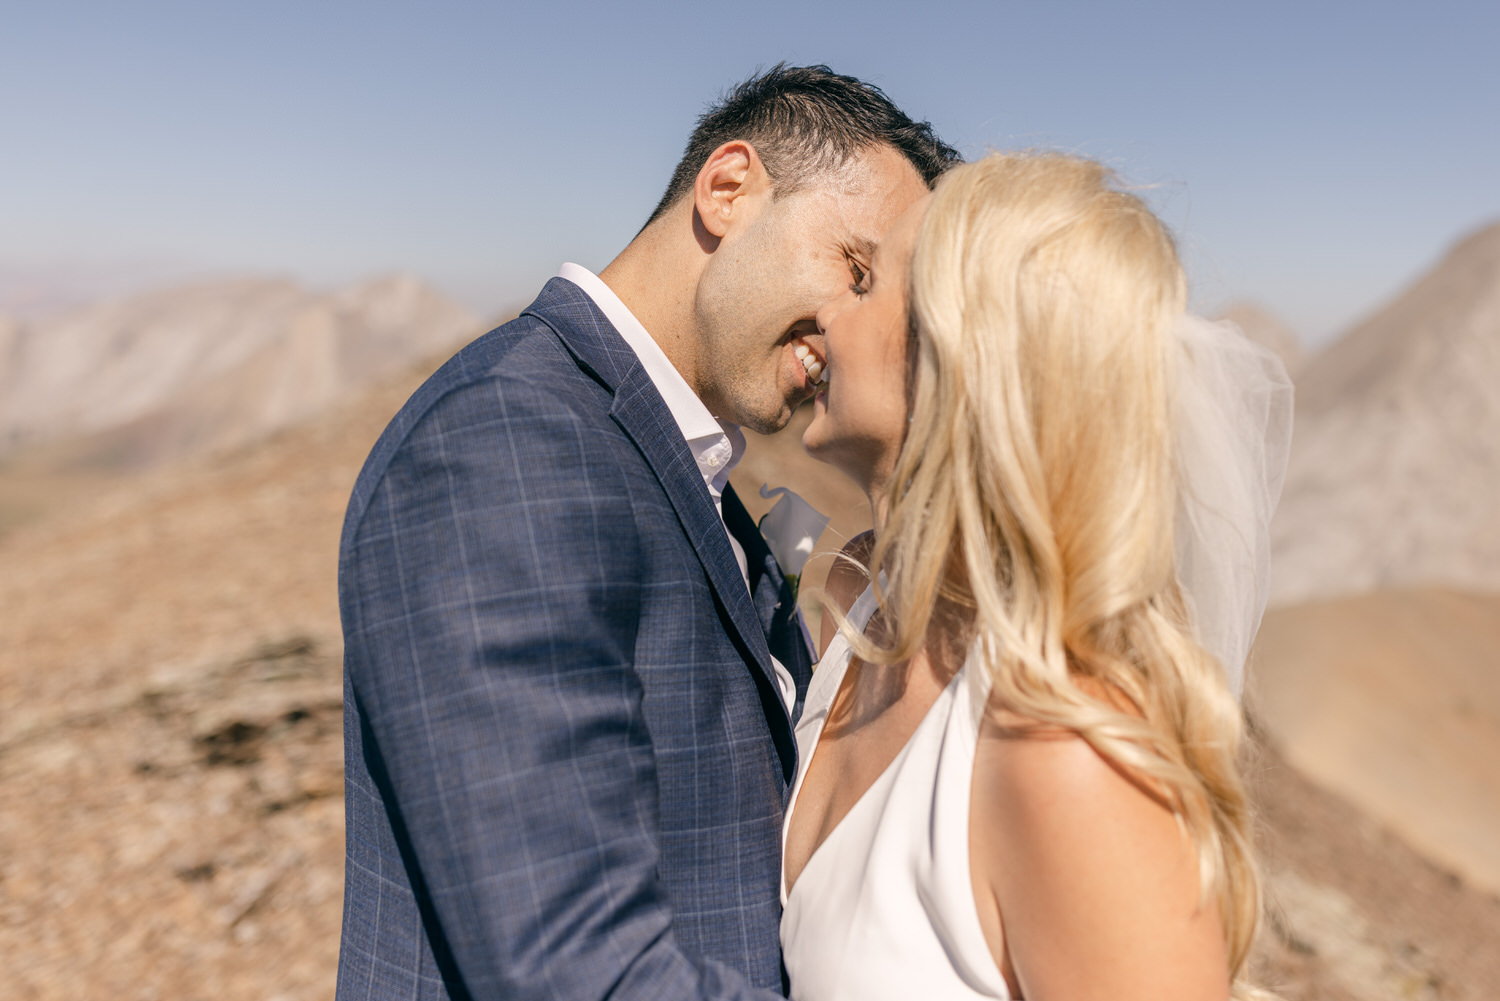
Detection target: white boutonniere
<box><xmin>757</xmin><ymin>484</ymin><xmax>831</xmax><ymax>598</ymax></box>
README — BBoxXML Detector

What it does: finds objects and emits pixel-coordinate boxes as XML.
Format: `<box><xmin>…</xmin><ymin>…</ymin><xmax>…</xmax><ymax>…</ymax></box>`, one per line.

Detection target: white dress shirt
<box><xmin>556</xmin><ymin>264</ymin><xmax>796</xmax><ymax>712</ymax></box>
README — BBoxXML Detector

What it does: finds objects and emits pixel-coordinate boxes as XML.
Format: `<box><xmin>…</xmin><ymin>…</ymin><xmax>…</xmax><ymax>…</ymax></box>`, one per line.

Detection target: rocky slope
<box><xmin>1271</xmin><ymin>221</ymin><xmax>1500</xmax><ymax>603</ymax></box>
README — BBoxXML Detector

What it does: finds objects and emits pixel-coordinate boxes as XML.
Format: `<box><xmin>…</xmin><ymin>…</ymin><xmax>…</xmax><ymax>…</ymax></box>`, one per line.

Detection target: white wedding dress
<box><xmin>780</xmin><ymin>585</ymin><xmax>1012</xmax><ymax>1000</ymax></box>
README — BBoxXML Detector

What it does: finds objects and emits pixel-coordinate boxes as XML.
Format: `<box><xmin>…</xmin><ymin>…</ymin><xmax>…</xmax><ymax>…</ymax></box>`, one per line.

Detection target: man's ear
<box><xmin>693</xmin><ymin>141</ymin><xmax>769</xmax><ymax>239</ymax></box>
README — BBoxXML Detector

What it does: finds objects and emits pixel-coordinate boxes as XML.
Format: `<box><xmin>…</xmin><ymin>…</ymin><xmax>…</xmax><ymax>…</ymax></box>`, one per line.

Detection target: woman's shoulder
<box><xmin>976</xmin><ymin>677</ymin><xmax>1172</xmax><ymax>829</ymax></box>
<box><xmin>979</xmin><ymin>719</ymin><xmax>1154</xmax><ymax>822</ymax></box>
<box><xmin>969</xmin><ymin>688</ymin><xmax>1229</xmax><ymax>1000</ymax></box>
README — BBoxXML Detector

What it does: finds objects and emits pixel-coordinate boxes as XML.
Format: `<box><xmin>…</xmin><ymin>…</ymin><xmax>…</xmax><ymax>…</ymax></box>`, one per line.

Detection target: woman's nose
<box><xmin>814</xmin><ymin>292</ymin><xmax>847</xmax><ymax>335</ymax></box>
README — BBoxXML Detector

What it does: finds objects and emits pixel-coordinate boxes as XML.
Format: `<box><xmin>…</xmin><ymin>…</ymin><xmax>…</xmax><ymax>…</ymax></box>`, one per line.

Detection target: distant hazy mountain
<box><xmin>0</xmin><ymin>274</ymin><xmax>477</xmax><ymax>467</ymax></box>
<box><xmin>0</xmin><ymin>314</ymin><xmax>20</xmax><ymax>387</ymax></box>
<box><xmin>1271</xmin><ymin>221</ymin><xmax>1500</xmax><ymax>603</ymax></box>
<box><xmin>1216</xmin><ymin>301</ymin><xmax>1304</xmax><ymax>375</ymax></box>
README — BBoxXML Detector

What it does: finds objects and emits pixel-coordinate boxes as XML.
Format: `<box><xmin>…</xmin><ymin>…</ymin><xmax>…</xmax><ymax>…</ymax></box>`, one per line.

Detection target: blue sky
<box><xmin>2</xmin><ymin>0</ymin><xmax>1495</xmax><ymax>345</ymax></box>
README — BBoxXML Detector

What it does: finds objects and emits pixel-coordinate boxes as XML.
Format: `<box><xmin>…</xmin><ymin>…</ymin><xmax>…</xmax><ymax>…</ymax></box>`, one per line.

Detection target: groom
<box><xmin>336</xmin><ymin>65</ymin><xmax>957</xmax><ymax>1000</ymax></box>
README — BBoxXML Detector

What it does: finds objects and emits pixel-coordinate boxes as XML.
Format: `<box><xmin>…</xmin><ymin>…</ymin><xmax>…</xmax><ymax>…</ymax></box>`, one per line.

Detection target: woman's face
<box><xmin>803</xmin><ymin>193</ymin><xmax>932</xmax><ymax>495</ymax></box>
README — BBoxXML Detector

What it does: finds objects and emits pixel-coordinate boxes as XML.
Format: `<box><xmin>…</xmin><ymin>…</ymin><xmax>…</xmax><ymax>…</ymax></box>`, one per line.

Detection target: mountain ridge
<box><xmin>0</xmin><ymin>273</ymin><xmax>478</xmax><ymax>468</ymax></box>
<box><xmin>1271</xmin><ymin>219</ymin><xmax>1500</xmax><ymax>603</ymax></box>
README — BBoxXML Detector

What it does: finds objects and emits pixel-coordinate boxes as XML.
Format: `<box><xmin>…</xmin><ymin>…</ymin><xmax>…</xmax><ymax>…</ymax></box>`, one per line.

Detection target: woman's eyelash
<box><xmin>849</xmin><ymin>261</ymin><xmax>869</xmax><ymax>295</ymax></box>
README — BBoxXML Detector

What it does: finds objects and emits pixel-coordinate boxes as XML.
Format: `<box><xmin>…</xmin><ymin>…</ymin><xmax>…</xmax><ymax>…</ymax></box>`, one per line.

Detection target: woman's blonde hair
<box><xmin>847</xmin><ymin>151</ymin><xmax>1266</xmax><ymax>996</ymax></box>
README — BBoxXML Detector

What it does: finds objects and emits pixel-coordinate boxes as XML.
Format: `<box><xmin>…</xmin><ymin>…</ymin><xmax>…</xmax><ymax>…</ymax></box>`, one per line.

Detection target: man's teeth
<box><xmin>794</xmin><ymin>340</ymin><xmax>827</xmax><ymax>385</ymax></box>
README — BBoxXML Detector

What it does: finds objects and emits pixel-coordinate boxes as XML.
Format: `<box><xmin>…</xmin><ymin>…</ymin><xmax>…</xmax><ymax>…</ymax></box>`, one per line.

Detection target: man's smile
<box><xmin>792</xmin><ymin>335</ymin><xmax>827</xmax><ymax>386</ymax></box>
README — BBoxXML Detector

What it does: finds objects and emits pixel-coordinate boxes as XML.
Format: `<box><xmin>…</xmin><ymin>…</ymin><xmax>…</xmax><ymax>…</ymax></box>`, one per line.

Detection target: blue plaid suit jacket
<box><xmin>337</xmin><ymin>278</ymin><xmax>815</xmax><ymax>1000</ymax></box>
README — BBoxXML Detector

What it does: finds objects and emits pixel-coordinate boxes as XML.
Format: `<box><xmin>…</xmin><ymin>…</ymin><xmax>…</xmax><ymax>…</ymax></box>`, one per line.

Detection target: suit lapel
<box><xmin>524</xmin><ymin>280</ymin><xmax>796</xmax><ymax>773</ymax></box>
<box><xmin>605</xmin><ymin>371</ymin><xmax>778</xmax><ymax>683</ymax></box>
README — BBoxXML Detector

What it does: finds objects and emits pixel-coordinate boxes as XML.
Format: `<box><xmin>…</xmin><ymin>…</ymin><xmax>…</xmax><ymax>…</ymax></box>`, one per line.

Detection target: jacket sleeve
<box><xmin>341</xmin><ymin>378</ymin><xmax>786</xmax><ymax>1000</ymax></box>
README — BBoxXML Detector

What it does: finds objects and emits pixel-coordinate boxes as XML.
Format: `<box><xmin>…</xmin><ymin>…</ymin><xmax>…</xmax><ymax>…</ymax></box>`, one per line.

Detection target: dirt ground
<box><xmin>1248</xmin><ymin>728</ymin><xmax>1500</xmax><ymax>999</ymax></box>
<box><xmin>3</xmin><ymin>363</ymin><xmax>1497</xmax><ymax>1000</ymax></box>
<box><xmin>1251</xmin><ymin>589</ymin><xmax>1500</xmax><ymax>897</ymax></box>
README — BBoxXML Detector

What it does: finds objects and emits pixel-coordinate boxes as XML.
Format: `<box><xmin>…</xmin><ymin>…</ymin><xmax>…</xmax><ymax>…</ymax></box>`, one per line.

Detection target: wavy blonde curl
<box><xmin>837</xmin><ymin>151</ymin><xmax>1271</xmax><ymax>999</ymax></box>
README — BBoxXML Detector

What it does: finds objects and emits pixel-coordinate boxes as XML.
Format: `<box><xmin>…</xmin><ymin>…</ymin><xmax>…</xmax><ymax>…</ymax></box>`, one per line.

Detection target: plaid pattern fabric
<box><xmin>336</xmin><ymin>280</ymin><xmax>815</xmax><ymax>1000</ymax></box>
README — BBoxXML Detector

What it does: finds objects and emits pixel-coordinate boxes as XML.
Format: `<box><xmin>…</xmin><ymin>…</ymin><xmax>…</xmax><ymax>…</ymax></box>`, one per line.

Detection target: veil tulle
<box><xmin>1171</xmin><ymin>315</ymin><xmax>1295</xmax><ymax>698</ymax></box>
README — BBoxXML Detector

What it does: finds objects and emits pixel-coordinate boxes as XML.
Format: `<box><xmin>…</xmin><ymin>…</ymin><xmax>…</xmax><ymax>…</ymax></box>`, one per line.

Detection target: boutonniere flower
<box><xmin>757</xmin><ymin>484</ymin><xmax>830</xmax><ymax>598</ymax></box>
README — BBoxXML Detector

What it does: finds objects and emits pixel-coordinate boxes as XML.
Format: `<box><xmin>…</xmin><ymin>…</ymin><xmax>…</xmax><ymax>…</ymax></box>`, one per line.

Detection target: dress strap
<box><xmin>959</xmin><ymin>636</ymin><xmax>996</xmax><ymax>731</ymax></box>
<box><xmin>801</xmin><ymin>582</ymin><xmax>881</xmax><ymax>715</ymax></box>
<box><xmin>845</xmin><ymin>582</ymin><xmax>881</xmax><ymax>634</ymax></box>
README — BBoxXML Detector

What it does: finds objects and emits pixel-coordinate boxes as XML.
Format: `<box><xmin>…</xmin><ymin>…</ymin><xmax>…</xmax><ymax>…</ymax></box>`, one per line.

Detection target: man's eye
<box><xmin>849</xmin><ymin>261</ymin><xmax>869</xmax><ymax>296</ymax></box>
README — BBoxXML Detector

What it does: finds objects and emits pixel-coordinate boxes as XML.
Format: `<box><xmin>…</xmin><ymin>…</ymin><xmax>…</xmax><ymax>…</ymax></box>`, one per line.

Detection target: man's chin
<box><xmin>733</xmin><ymin>393</ymin><xmax>810</xmax><ymax>436</ymax></box>
<box><xmin>739</xmin><ymin>408</ymin><xmax>795</xmax><ymax>437</ymax></box>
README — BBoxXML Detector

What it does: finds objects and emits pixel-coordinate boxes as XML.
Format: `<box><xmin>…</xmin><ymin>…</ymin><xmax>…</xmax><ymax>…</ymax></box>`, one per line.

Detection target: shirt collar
<box><xmin>557</xmin><ymin>263</ymin><xmax>744</xmax><ymax>496</ymax></box>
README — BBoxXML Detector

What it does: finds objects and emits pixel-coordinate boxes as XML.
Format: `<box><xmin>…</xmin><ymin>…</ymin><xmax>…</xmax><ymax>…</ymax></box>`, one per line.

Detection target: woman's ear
<box><xmin>693</xmin><ymin>141</ymin><xmax>768</xmax><ymax>239</ymax></box>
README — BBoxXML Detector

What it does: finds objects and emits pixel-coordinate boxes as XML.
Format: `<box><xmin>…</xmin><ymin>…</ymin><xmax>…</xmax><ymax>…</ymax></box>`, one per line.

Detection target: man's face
<box><xmin>692</xmin><ymin>144</ymin><xmax>930</xmax><ymax>435</ymax></box>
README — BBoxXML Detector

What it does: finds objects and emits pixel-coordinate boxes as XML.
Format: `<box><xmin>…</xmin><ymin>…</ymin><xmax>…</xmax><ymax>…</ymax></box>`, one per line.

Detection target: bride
<box><xmin>781</xmin><ymin>152</ymin><xmax>1291</xmax><ymax>1000</ymax></box>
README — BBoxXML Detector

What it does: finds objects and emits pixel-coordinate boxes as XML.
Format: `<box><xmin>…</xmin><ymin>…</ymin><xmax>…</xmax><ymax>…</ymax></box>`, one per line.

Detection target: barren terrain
<box><xmin>3</xmin><ymin>352</ymin><xmax>1498</xmax><ymax>999</ymax></box>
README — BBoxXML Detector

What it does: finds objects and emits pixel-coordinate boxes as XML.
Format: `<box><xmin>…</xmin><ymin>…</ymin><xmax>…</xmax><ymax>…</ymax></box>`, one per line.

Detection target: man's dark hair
<box><xmin>645</xmin><ymin>64</ymin><xmax>961</xmax><ymax>226</ymax></box>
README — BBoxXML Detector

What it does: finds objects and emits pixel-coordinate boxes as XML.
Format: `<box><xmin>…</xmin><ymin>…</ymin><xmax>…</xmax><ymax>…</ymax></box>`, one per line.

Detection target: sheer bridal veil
<box><xmin>1171</xmin><ymin>316</ymin><xmax>1295</xmax><ymax>698</ymax></box>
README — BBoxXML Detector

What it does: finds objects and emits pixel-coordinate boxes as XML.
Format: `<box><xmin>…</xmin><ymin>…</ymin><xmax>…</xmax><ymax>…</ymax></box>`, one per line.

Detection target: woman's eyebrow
<box><xmin>842</xmin><ymin>235</ymin><xmax>878</xmax><ymax>265</ymax></box>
